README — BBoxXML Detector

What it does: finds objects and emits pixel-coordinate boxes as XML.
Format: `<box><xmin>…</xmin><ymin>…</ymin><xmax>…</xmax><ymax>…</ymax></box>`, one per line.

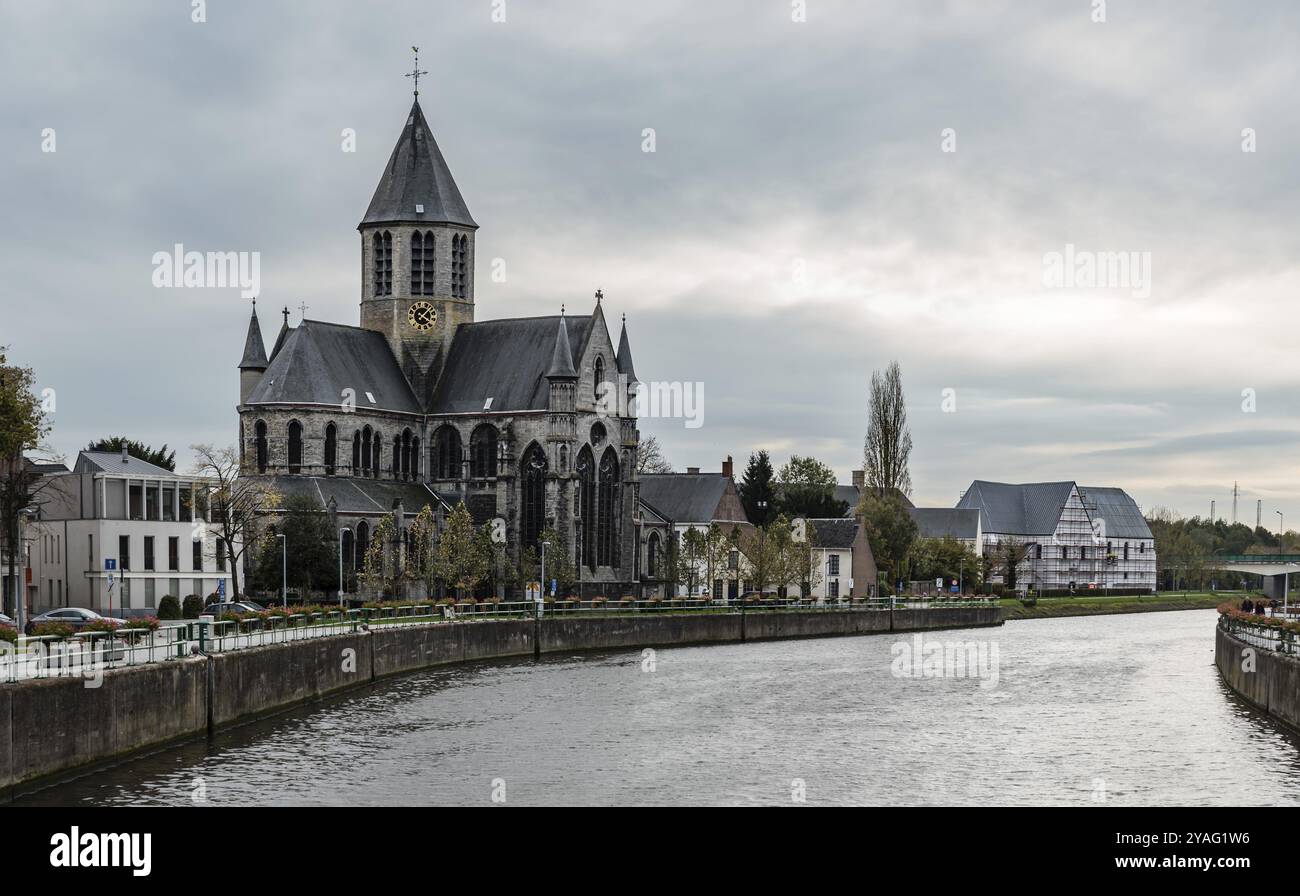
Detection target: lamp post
<box><xmin>540</xmin><ymin>539</ymin><xmax>550</xmax><ymax>617</ymax></box>
<box><xmin>338</xmin><ymin>526</ymin><xmax>352</xmax><ymax>607</ymax></box>
<box><xmin>275</xmin><ymin>533</ymin><xmax>286</xmax><ymax>608</ymax></box>
<box><xmin>1278</xmin><ymin>510</ymin><xmax>1285</xmax><ymax>537</ymax></box>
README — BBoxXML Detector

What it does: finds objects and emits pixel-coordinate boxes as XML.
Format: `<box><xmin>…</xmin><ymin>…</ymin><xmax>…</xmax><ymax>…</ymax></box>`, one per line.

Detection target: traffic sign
<box><xmin>104</xmin><ymin>558</ymin><xmax>116</xmax><ymax>571</ymax></box>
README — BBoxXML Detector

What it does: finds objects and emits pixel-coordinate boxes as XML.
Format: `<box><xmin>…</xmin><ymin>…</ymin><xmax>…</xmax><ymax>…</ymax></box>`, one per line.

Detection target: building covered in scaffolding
<box><xmin>956</xmin><ymin>481</ymin><xmax>1156</xmax><ymax>592</ymax></box>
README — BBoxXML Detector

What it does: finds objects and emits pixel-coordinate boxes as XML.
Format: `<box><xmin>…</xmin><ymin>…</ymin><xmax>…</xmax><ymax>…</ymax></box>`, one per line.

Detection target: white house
<box><xmin>956</xmin><ymin>480</ymin><xmax>1156</xmax><ymax>592</ymax></box>
<box><xmin>21</xmin><ymin>450</ymin><xmax>233</xmax><ymax>617</ymax></box>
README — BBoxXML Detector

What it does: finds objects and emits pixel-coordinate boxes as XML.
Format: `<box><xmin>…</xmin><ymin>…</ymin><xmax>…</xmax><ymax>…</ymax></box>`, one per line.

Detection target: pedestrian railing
<box><xmin>1219</xmin><ymin>613</ymin><xmax>1300</xmax><ymax>657</ymax></box>
<box><xmin>0</xmin><ymin>596</ymin><xmax>998</xmax><ymax>682</ymax></box>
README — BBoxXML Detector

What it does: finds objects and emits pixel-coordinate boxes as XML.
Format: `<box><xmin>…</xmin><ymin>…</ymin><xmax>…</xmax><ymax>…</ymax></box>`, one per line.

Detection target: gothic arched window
<box><xmin>355</xmin><ymin>521</ymin><xmax>369</xmax><ymax>571</ymax></box>
<box><xmin>470</xmin><ymin>425</ymin><xmax>498</xmax><ymax>478</ymax></box>
<box><xmin>392</xmin><ymin>434</ymin><xmax>401</xmax><ymax>480</ymax></box>
<box><xmin>400</xmin><ymin>429</ymin><xmax>414</xmax><ymax>480</ymax></box>
<box><xmin>520</xmin><ymin>442</ymin><xmax>548</xmax><ymax>551</ymax></box>
<box><xmin>341</xmin><ymin>528</ymin><xmax>354</xmax><ymax>570</ymax></box>
<box><xmin>593</xmin><ymin>357</ymin><xmax>605</xmax><ymax>406</ymax></box>
<box><xmin>361</xmin><ymin>425</ymin><xmax>373</xmax><ymax>475</ymax></box>
<box><xmin>352</xmin><ymin>431</ymin><xmax>361</xmax><ymax>474</ymax></box>
<box><xmin>434</xmin><ymin>426</ymin><xmax>463</xmax><ymax>479</ymax></box>
<box><xmin>577</xmin><ymin>445</ymin><xmax>595</xmax><ymax>569</ymax></box>
<box><xmin>372</xmin><ymin>432</ymin><xmax>383</xmax><ymax>478</ymax></box>
<box><xmin>324</xmin><ymin>423</ymin><xmax>337</xmax><ymax>476</ymax></box>
<box><xmin>648</xmin><ymin>532</ymin><xmax>661</xmax><ymax>579</ymax></box>
<box><xmin>254</xmin><ymin>420</ymin><xmax>268</xmax><ymax>474</ymax></box>
<box><xmin>287</xmin><ymin>421</ymin><xmax>303</xmax><ymax>474</ymax></box>
<box><xmin>372</xmin><ymin>231</ymin><xmax>392</xmax><ymax>296</ymax></box>
<box><xmin>597</xmin><ymin>448</ymin><xmax>619</xmax><ymax>567</ymax></box>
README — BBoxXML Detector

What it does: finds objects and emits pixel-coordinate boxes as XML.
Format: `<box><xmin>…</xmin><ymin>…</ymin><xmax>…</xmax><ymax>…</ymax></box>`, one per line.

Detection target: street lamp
<box><xmin>338</xmin><ymin>526</ymin><xmax>352</xmax><ymax>607</ymax></box>
<box><xmin>1278</xmin><ymin>510</ymin><xmax>1284</xmax><ymax>537</ymax></box>
<box><xmin>540</xmin><ymin>539</ymin><xmax>551</xmax><ymax>617</ymax></box>
<box><xmin>275</xmin><ymin>533</ymin><xmax>287</xmax><ymax>608</ymax></box>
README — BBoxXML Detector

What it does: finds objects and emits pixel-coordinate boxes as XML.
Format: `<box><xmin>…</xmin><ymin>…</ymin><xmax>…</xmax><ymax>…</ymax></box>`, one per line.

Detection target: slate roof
<box><xmin>74</xmin><ymin>451</ymin><xmax>178</xmax><ymax>477</ymax></box>
<box><xmin>546</xmin><ymin>315</ymin><xmax>577</xmax><ymax>379</ymax></box>
<box><xmin>431</xmin><ymin>315</ymin><xmax>592</xmax><ymax>414</ymax></box>
<box><xmin>909</xmin><ymin>507</ymin><xmax>981</xmax><ymax>540</ymax></box>
<box><xmin>807</xmin><ymin>518</ymin><xmax>857</xmax><ymax>549</ymax></box>
<box><xmin>835</xmin><ymin>484</ymin><xmax>914</xmax><ymax>516</ymax></box>
<box><xmin>239</xmin><ymin>307</ymin><xmax>268</xmax><ymax>370</ymax></box>
<box><xmin>255</xmin><ymin>476</ymin><xmax>449</xmax><ymax>516</ymax></box>
<box><xmin>245</xmin><ymin>320</ymin><xmax>422</xmax><ymax>414</ymax></box>
<box><xmin>957</xmin><ymin>480</ymin><xmax>1075</xmax><ymax>536</ymax></box>
<box><xmin>1078</xmin><ymin>486</ymin><xmax>1153</xmax><ymax>539</ymax></box>
<box><xmin>638</xmin><ymin>473</ymin><xmax>732</xmax><ymax>524</ymax></box>
<box><xmin>361</xmin><ymin>99</ymin><xmax>476</xmax><ymax>228</ymax></box>
<box><xmin>616</xmin><ymin>318</ymin><xmax>637</xmax><ymax>383</ymax></box>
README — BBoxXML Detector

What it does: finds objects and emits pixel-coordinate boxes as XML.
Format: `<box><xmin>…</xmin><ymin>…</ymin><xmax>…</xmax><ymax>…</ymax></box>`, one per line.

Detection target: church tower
<box><xmin>359</xmin><ymin>84</ymin><xmax>477</xmax><ymax>407</ymax></box>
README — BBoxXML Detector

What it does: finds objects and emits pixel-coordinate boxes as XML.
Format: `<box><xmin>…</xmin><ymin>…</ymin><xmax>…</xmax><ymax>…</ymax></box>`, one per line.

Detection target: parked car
<box><xmin>202</xmin><ymin>600</ymin><xmax>265</xmax><ymax>616</ymax></box>
<box><xmin>25</xmin><ymin>607</ymin><xmax>106</xmax><ymax>636</ymax></box>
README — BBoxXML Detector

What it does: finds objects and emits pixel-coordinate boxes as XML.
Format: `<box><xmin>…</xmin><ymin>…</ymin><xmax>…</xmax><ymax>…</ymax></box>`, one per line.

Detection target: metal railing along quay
<box><xmin>1219</xmin><ymin>612</ymin><xmax>1300</xmax><ymax>657</ymax></box>
<box><xmin>0</xmin><ymin>596</ymin><xmax>998</xmax><ymax>682</ymax></box>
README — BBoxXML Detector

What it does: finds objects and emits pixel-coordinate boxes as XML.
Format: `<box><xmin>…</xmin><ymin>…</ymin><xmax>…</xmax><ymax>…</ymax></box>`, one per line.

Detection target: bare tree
<box><xmin>863</xmin><ymin>360</ymin><xmax>913</xmax><ymax>498</ymax></box>
<box><xmin>637</xmin><ymin>434</ymin><xmax>673</xmax><ymax>474</ymax></box>
<box><xmin>190</xmin><ymin>444</ymin><xmax>281</xmax><ymax>600</ymax></box>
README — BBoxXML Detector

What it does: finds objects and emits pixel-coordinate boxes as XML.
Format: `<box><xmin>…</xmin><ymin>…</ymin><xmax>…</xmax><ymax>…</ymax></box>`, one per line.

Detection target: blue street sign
<box><xmin>217</xmin><ymin>580</ymin><xmax>226</xmax><ymax>598</ymax></box>
<box><xmin>104</xmin><ymin>558</ymin><xmax>116</xmax><ymax>571</ymax></box>
<box><xmin>550</xmin><ymin>579</ymin><xmax>557</xmax><ymax>596</ymax></box>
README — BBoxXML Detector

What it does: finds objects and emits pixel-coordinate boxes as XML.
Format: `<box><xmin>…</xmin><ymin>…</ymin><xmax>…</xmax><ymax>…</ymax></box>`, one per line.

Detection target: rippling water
<box><xmin>18</xmin><ymin>609</ymin><xmax>1300</xmax><ymax>806</ymax></box>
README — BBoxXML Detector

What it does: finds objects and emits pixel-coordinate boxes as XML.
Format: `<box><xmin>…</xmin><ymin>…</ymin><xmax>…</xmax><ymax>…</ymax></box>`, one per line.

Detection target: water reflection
<box><xmin>16</xmin><ymin>609</ymin><xmax>1300</xmax><ymax>806</ymax></box>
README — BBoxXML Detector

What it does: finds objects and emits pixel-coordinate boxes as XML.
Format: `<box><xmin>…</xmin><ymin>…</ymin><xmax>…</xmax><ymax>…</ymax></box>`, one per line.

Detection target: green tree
<box><xmin>738</xmin><ymin>450</ymin><xmax>778</xmax><ymax>526</ymax></box>
<box><xmin>863</xmin><ymin>361</ymin><xmax>913</xmax><ymax>498</ymax></box>
<box><xmin>0</xmin><ymin>350</ymin><xmax>60</xmax><ymax>620</ymax></box>
<box><xmin>433</xmin><ymin>503</ymin><xmax>490</xmax><ymax>601</ymax></box>
<box><xmin>361</xmin><ymin>513</ymin><xmax>399</xmax><ymax>597</ymax></box>
<box><xmin>776</xmin><ymin>455</ymin><xmax>848</xmax><ymax>519</ymax></box>
<box><xmin>405</xmin><ymin>504</ymin><xmax>438</xmax><ymax>596</ymax></box>
<box><xmin>908</xmin><ymin>536</ymin><xmax>981</xmax><ymax>591</ymax></box>
<box><xmin>859</xmin><ymin>491</ymin><xmax>918</xmax><ymax>594</ymax></box>
<box><xmin>252</xmin><ymin>493</ymin><xmax>336</xmax><ymax>600</ymax></box>
<box><xmin>676</xmin><ymin>527</ymin><xmax>707</xmax><ymax>597</ymax></box>
<box><xmin>536</xmin><ymin>525</ymin><xmax>576</xmax><ymax>595</ymax></box>
<box><xmin>86</xmin><ymin>437</ymin><xmax>176</xmax><ymax>471</ymax></box>
<box><xmin>997</xmin><ymin>538</ymin><xmax>1030</xmax><ymax>591</ymax></box>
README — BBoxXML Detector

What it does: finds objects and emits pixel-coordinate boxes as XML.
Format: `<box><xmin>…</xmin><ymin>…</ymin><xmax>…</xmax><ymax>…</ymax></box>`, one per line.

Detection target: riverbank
<box><xmin>0</xmin><ymin>605</ymin><xmax>1000</xmax><ymax>799</ymax></box>
<box><xmin>1215</xmin><ymin>619</ymin><xmax>1300</xmax><ymax>735</ymax></box>
<box><xmin>999</xmin><ymin>591</ymin><xmax>1227</xmax><ymax>620</ymax></box>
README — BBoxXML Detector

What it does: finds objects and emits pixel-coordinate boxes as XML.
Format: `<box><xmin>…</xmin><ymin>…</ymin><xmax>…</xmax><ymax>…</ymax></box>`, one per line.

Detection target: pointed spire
<box><xmin>238</xmin><ymin>299</ymin><xmax>268</xmax><ymax>370</ymax></box>
<box><xmin>269</xmin><ymin>307</ymin><xmax>292</xmax><ymax>360</ymax></box>
<box><xmin>360</xmin><ymin>98</ymin><xmax>476</xmax><ymax>229</ymax></box>
<box><xmin>547</xmin><ymin>311</ymin><xmax>577</xmax><ymax>379</ymax></box>
<box><xmin>616</xmin><ymin>313</ymin><xmax>638</xmax><ymax>385</ymax></box>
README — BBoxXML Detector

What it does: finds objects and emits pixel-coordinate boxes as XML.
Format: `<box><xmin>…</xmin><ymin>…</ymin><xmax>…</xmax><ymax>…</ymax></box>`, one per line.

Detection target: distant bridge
<box><xmin>1204</xmin><ymin>555</ymin><xmax>1300</xmax><ymax>600</ymax></box>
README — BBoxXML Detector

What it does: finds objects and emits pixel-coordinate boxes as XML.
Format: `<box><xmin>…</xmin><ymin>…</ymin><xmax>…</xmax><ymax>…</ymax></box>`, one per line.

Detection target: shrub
<box><xmin>182</xmin><ymin>595</ymin><xmax>204</xmax><ymax>619</ymax></box>
<box><xmin>31</xmin><ymin>622</ymin><xmax>75</xmax><ymax>639</ymax></box>
<box><xmin>83</xmin><ymin>619</ymin><xmax>123</xmax><ymax>633</ymax></box>
<box><xmin>158</xmin><ymin>595</ymin><xmax>181</xmax><ymax>620</ymax></box>
<box><xmin>0</xmin><ymin>625</ymin><xmax>17</xmax><ymax>644</ymax></box>
<box><xmin>123</xmin><ymin>616</ymin><xmax>160</xmax><ymax>632</ymax></box>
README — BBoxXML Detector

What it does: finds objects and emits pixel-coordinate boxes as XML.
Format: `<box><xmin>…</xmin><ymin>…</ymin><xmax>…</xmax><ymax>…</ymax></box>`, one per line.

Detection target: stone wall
<box><xmin>1215</xmin><ymin>623</ymin><xmax>1300</xmax><ymax>733</ymax></box>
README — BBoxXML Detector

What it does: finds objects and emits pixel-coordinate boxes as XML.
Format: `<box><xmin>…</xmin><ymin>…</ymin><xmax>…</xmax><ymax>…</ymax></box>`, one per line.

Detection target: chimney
<box><xmin>722</xmin><ymin>456</ymin><xmax>733</xmax><ymax>478</ymax></box>
<box><xmin>121</xmin><ymin>447</ymin><xmax>129</xmax><ymax>464</ymax></box>
<box><xmin>687</xmin><ymin>466</ymin><xmax>700</xmax><ymax>474</ymax></box>
<box><xmin>851</xmin><ymin>469</ymin><xmax>864</xmax><ymax>489</ymax></box>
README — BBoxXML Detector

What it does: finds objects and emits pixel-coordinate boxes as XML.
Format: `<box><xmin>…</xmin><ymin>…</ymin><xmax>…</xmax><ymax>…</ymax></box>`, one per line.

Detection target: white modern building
<box><xmin>21</xmin><ymin>450</ymin><xmax>233</xmax><ymax>617</ymax></box>
<box><xmin>956</xmin><ymin>480</ymin><xmax>1156</xmax><ymax>592</ymax></box>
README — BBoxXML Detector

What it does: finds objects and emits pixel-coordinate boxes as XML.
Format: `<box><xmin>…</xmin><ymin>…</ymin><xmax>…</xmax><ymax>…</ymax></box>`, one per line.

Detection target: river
<box><xmin>17</xmin><ymin>609</ymin><xmax>1300</xmax><ymax>806</ymax></box>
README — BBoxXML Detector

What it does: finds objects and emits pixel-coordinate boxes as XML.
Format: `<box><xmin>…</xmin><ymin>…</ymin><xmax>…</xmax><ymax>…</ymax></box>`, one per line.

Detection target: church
<box><xmin>235</xmin><ymin>91</ymin><xmax>650</xmax><ymax>599</ymax></box>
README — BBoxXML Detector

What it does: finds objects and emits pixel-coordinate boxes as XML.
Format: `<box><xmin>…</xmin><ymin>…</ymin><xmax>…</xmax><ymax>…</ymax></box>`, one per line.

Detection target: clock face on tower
<box><xmin>407</xmin><ymin>301</ymin><xmax>438</xmax><ymax>332</ymax></box>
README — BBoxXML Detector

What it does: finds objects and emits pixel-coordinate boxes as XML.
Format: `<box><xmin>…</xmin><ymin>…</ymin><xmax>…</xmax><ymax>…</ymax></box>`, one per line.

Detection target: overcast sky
<box><xmin>3</xmin><ymin>1</ymin><xmax>1300</xmax><ymax>525</ymax></box>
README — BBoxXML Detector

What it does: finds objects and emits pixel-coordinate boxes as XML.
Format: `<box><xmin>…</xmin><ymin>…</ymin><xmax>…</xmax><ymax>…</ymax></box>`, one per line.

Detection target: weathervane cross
<box><xmin>405</xmin><ymin>46</ymin><xmax>428</xmax><ymax>96</ymax></box>
<box><xmin>298</xmin><ymin>301</ymin><xmax>310</xmax><ymax>320</ymax></box>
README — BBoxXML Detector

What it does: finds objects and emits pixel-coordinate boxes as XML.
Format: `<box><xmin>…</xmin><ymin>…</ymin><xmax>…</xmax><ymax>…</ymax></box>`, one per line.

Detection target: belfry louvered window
<box><xmin>411</xmin><ymin>230</ymin><xmax>435</xmax><ymax>295</ymax></box>
<box><xmin>373</xmin><ymin>231</ymin><xmax>393</xmax><ymax>296</ymax></box>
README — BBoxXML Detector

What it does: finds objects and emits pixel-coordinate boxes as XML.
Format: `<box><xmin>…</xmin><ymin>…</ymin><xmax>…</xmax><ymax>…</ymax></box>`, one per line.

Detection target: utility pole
<box><xmin>1211</xmin><ymin>500</ymin><xmax>1215</xmax><ymax>524</ymax></box>
<box><xmin>1233</xmin><ymin>482</ymin><xmax>1238</xmax><ymax>524</ymax></box>
<box><xmin>1258</xmin><ymin>500</ymin><xmax>1263</xmax><ymax>530</ymax></box>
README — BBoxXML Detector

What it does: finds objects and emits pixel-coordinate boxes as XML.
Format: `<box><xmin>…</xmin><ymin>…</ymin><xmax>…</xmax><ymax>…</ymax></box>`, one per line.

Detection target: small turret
<box><xmin>238</xmin><ymin>300</ymin><xmax>268</xmax><ymax>404</ymax></box>
<box><xmin>547</xmin><ymin>311</ymin><xmax>577</xmax><ymax>442</ymax></box>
